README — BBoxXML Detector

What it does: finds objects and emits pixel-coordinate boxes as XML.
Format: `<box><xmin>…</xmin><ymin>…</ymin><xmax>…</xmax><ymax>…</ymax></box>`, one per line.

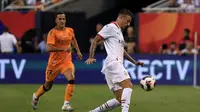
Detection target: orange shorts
<box><xmin>45</xmin><ymin>61</ymin><xmax>74</xmax><ymax>81</ymax></box>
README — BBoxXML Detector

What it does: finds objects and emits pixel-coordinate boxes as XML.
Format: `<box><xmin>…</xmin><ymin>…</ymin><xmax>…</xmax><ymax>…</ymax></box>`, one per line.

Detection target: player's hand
<box><xmin>77</xmin><ymin>52</ymin><xmax>83</xmax><ymax>60</ymax></box>
<box><xmin>135</xmin><ymin>62</ymin><xmax>144</xmax><ymax>66</ymax></box>
<box><xmin>85</xmin><ymin>58</ymin><xmax>96</xmax><ymax>65</ymax></box>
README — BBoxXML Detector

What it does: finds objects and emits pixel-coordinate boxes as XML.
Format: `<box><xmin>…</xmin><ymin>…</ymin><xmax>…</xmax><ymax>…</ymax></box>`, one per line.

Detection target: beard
<box><xmin>121</xmin><ymin>25</ymin><xmax>128</xmax><ymax>31</ymax></box>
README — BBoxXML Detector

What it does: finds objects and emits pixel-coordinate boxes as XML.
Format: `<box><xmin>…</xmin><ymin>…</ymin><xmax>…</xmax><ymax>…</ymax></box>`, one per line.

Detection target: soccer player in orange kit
<box><xmin>31</xmin><ymin>12</ymin><xmax>83</xmax><ymax>111</ymax></box>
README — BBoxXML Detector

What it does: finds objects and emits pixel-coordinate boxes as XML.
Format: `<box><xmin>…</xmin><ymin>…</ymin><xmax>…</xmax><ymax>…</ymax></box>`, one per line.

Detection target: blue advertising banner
<box><xmin>0</xmin><ymin>54</ymin><xmax>199</xmax><ymax>85</ymax></box>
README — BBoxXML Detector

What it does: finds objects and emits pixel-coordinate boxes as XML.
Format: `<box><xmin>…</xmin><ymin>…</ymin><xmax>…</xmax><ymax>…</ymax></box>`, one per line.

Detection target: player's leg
<box><xmin>89</xmin><ymin>98</ymin><xmax>120</xmax><ymax>112</ymax></box>
<box><xmin>89</xmin><ymin>62</ymin><xmax>132</xmax><ymax>112</ymax></box>
<box><xmin>31</xmin><ymin>67</ymin><xmax>59</xmax><ymax>110</ymax></box>
<box><xmin>61</xmin><ymin>62</ymin><xmax>75</xmax><ymax>111</ymax></box>
<box><xmin>34</xmin><ymin>81</ymin><xmax>54</xmax><ymax>100</ymax></box>
<box><xmin>91</xmin><ymin>81</ymin><xmax>132</xmax><ymax>112</ymax></box>
<box><xmin>89</xmin><ymin>72</ymin><xmax>121</xmax><ymax>112</ymax></box>
<box><xmin>116</xmin><ymin>79</ymin><xmax>133</xmax><ymax>112</ymax></box>
<box><xmin>107</xmin><ymin>62</ymin><xmax>133</xmax><ymax>112</ymax></box>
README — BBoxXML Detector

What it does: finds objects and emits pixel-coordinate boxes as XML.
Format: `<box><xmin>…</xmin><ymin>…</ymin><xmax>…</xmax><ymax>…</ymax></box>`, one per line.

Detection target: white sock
<box><xmin>64</xmin><ymin>101</ymin><xmax>69</xmax><ymax>105</ymax></box>
<box><xmin>33</xmin><ymin>93</ymin><xmax>38</xmax><ymax>100</ymax></box>
<box><xmin>121</xmin><ymin>88</ymin><xmax>132</xmax><ymax>112</ymax></box>
<box><xmin>92</xmin><ymin>98</ymin><xmax>120</xmax><ymax>112</ymax></box>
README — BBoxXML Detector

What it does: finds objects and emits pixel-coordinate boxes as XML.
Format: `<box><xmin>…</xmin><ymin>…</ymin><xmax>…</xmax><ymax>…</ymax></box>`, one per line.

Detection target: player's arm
<box><xmin>71</xmin><ymin>36</ymin><xmax>81</xmax><ymax>53</ymax></box>
<box><xmin>86</xmin><ymin>24</ymin><xmax>109</xmax><ymax>64</ymax></box>
<box><xmin>89</xmin><ymin>35</ymin><xmax>104</xmax><ymax>58</ymax></box>
<box><xmin>124</xmin><ymin>50</ymin><xmax>137</xmax><ymax>64</ymax></box>
<box><xmin>124</xmin><ymin>50</ymin><xmax>144</xmax><ymax>66</ymax></box>
<box><xmin>89</xmin><ymin>24</ymin><xmax>111</xmax><ymax>58</ymax></box>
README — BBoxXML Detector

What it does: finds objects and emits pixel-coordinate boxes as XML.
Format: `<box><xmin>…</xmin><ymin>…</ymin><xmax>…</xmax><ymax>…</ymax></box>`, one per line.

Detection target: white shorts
<box><xmin>102</xmin><ymin>61</ymin><xmax>130</xmax><ymax>92</ymax></box>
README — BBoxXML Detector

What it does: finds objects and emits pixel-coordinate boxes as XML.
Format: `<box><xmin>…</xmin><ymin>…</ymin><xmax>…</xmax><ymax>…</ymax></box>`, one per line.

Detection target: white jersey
<box><xmin>98</xmin><ymin>22</ymin><xmax>125</xmax><ymax>70</ymax></box>
<box><xmin>0</xmin><ymin>32</ymin><xmax>17</xmax><ymax>53</ymax></box>
<box><xmin>98</xmin><ymin>22</ymin><xmax>130</xmax><ymax>91</ymax></box>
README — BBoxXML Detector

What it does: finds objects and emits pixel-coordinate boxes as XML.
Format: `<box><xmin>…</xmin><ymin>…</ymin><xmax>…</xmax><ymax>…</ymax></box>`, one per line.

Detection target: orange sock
<box><xmin>35</xmin><ymin>86</ymin><xmax>45</xmax><ymax>99</ymax></box>
<box><xmin>65</xmin><ymin>84</ymin><xmax>75</xmax><ymax>102</ymax></box>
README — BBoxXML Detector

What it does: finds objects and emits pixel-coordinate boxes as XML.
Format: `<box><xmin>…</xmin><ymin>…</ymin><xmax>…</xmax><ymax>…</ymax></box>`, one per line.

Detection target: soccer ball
<box><xmin>140</xmin><ymin>76</ymin><xmax>156</xmax><ymax>91</ymax></box>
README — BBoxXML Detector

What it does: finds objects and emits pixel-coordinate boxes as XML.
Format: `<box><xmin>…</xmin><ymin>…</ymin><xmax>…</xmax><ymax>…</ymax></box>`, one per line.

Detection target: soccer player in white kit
<box><xmin>85</xmin><ymin>9</ymin><xmax>144</xmax><ymax>112</ymax></box>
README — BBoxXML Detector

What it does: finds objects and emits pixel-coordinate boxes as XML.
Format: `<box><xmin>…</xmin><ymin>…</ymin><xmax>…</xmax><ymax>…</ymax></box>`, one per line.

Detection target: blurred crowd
<box><xmin>2</xmin><ymin>0</ymin><xmax>62</xmax><ymax>11</ymax></box>
<box><xmin>0</xmin><ymin>23</ymin><xmax>199</xmax><ymax>56</ymax></box>
<box><xmin>0</xmin><ymin>23</ymin><xmax>139</xmax><ymax>54</ymax></box>
<box><xmin>89</xmin><ymin>23</ymin><xmax>200</xmax><ymax>56</ymax></box>
<box><xmin>168</xmin><ymin>0</ymin><xmax>200</xmax><ymax>12</ymax></box>
<box><xmin>0</xmin><ymin>27</ymin><xmax>47</xmax><ymax>53</ymax></box>
<box><xmin>159</xmin><ymin>28</ymin><xmax>199</xmax><ymax>56</ymax></box>
<box><xmin>1</xmin><ymin>0</ymin><xmax>200</xmax><ymax>55</ymax></box>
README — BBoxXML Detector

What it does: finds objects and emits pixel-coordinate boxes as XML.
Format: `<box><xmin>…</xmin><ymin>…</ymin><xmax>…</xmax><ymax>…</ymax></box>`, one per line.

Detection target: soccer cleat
<box><xmin>31</xmin><ymin>93</ymin><xmax>38</xmax><ymax>110</ymax></box>
<box><xmin>62</xmin><ymin>103</ymin><xmax>74</xmax><ymax>111</ymax></box>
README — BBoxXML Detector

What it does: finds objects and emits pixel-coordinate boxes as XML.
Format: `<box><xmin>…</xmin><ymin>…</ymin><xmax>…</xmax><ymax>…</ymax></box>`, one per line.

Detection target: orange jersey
<box><xmin>47</xmin><ymin>27</ymin><xmax>74</xmax><ymax>66</ymax></box>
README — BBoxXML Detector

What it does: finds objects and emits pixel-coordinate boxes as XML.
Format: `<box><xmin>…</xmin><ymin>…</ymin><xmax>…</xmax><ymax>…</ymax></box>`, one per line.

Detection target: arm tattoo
<box><xmin>124</xmin><ymin>50</ymin><xmax>137</xmax><ymax>64</ymax></box>
<box><xmin>89</xmin><ymin>35</ymin><xmax>103</xmax><ymax>58</ymax></box>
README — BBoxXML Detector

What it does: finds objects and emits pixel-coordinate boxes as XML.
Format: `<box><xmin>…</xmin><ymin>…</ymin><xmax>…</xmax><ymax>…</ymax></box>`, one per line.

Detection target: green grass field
<box><xmin>0</xmin><ymin>84</ymin><xmax>200</xmax><ymax>112</ymax></box>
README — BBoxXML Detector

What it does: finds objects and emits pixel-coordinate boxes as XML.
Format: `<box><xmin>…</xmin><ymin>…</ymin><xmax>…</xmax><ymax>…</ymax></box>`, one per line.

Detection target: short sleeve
<box><xmin>68</xmin><ymin>28</ymin><xmax>75</xmax><ymax>37</ymax></box>
<box><xmin>47</xmin><ymin>29</ymin><xmax>55</xmax><ymax>45</ymax></box>
<box><xmin>98</xmin><ymin>24</ymin><xmax>113</xmax><ymax>39</ymax></box>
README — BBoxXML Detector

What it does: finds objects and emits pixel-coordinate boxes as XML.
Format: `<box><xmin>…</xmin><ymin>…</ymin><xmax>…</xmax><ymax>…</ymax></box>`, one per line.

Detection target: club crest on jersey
<box><xmin>119</xmin><ymin>40</ymin><xmax>124</xmax><ymax>43</ymax></box>
<box><xmin>56</xmin><ymin>39</ymin><xmax>69</xmax><ymax>45</ymax></box>
<box><xmin>119</xmin><ymin>40</ymin><xmax>125</xmax><ymax>46</ymax></box>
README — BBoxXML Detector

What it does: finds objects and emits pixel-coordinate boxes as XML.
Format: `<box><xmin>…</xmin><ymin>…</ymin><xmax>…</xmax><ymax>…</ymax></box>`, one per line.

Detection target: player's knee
<box><xmin>64</xmin><ymin>68</ymin><xmax>75</xmax><ymax>80</ymax></box>
<box><xmin>68</xmin><ymin>74</ymin><xmax>75</xmax><ymax>80</ymax></box>
<box><xmin>43</xmin><ymin>83</ymin><xmax>53</xmax><ymax>91</ymax></box>
<box><xmin>123</xmin><ymin>81</ymin><xmax>133</xmax><ymax>89</ymax></box>
<box><xmin>43</xmin><ymin>85</ymin><xmax>51</xmax><ymax>91</ymax></box>
<box><xmin>129</xmin><ymin>84</ymin><xmax>134</xmax><ymax>89</ymax></box>
<box><xmin>68</xmin><ymin>80</ymin><xmax>75</xmax><ymax>84</ymax></box>
<box><xmin>116</xmin><ymin>96</ymin><xmax>121</xmax><ymax>103</ymax></box>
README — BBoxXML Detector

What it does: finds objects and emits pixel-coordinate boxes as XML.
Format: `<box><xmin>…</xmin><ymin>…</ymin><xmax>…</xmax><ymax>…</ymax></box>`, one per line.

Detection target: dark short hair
<box><xmin>184</xmin><ymin>28</ymin><xmax>190</xmax><ymax>33</ymax></box>
<box><xmin>3</xmin><ymin>27</ymin><xmax>8</xmax><ymax>32</ymax></box>
<box><xmin>118</xmin><ymin>9</ymin><xmax>134</xmax><ymax>18</ymax></box>
<box><xmin>162</xmin><ymin>44</ymin><xmax>168</xmax><ymax>49</ymax></box>
<box><xmin>171</xmin><ymin>42</ymin><xmax>176</xmax><ymax>45</ymax></box>
<box><xmin>55</xmin><ymin>12</ymin><xmax>65</xmax><ymax>18</ymax></box>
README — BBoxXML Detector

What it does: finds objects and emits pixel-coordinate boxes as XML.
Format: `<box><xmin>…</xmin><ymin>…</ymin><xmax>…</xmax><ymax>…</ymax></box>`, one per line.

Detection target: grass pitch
<box><xmin>0</xmin><ymin>84</ymin><xmax>200</xmax><ymax>112</ymax></box>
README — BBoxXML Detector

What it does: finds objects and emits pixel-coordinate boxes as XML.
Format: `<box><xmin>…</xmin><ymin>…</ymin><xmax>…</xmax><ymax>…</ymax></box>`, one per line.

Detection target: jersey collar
<box><xmin>55</xmin><ymin>27</ymin><xmax>66</xmax><ymax>31</ymax></box>
<box><xmin>110</xmin><ymin>21</ymin><xmax>120</xmax><ymax>29</ymax></box>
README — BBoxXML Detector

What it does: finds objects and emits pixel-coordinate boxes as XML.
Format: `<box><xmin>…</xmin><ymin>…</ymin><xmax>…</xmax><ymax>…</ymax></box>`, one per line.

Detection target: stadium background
<box><xmin>0</xmin><ymin>0</ymin><xmax>200</xmax><ymax>112</ymax></box>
